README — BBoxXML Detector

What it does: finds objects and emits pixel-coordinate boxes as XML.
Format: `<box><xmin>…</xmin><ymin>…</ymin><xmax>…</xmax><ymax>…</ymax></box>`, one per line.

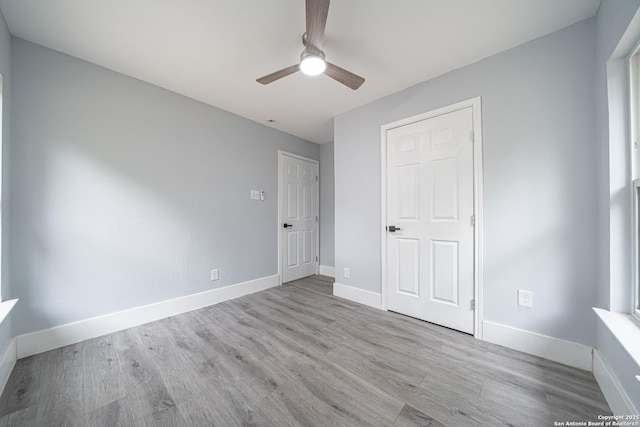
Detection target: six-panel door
<box><xmin>281</xmin><ymin>154</ymin><xmax>318</xmax><ymax>283</ymax></box>
<box><xmin>386</xmin><ymin>107</ymin><xmax>475</xmax><ymax>334</ymax></box>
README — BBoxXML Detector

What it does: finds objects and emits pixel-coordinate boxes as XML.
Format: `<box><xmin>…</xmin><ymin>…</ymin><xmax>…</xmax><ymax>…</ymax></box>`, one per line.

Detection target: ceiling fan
<box><xmin>256</xmin><ymin>0</ymin><xmax>365</xmax><ymax>90</ymax></box>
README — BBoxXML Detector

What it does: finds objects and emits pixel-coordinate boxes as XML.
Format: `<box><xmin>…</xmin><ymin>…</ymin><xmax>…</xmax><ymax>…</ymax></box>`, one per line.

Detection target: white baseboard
<box><xmin>482</xmin><ymin>320</ymin><xmax>593</xmax><ymax>371</ymax></box>
<box><xmin>17</xmin><ymin>274</ymin><xmax>280</xmax><ymax>358</ymax></box>
<box><xmin>0</xmin><ymin>338</ymin><xmax>16</xmax><ymax>395</ymax></box>
<box><xmin>333</xmin><ymin>282</ymin><xmax>382</xmax><ymax>310</ymax></box>
<box><xmin>319</xmin><ymin>265</ymin><xmax>335</xmax><ymax>277</ymax></box>
<box><xmin>593</xmin><ymin>349</ymin><xmax>638</xmax><ymax>416</ymax></box>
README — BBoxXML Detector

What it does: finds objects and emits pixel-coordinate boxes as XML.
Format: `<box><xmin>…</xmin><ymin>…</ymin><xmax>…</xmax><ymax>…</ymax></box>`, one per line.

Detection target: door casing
<box><xmin>380</xmin><ymin>97</ymin><xmax>484</xmax><ymax>339</ymax></box>
<box><xmin>277</xmin><ymin>150</ymin><xmax>320</xmax><ymax>284</ymax></box>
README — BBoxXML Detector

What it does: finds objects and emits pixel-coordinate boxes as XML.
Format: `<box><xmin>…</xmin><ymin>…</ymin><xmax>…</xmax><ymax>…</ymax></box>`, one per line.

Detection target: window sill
<box><xmin>0</xmin><ymin>299</ymin><xmax>17</xmax><ymax>326</ymax></box>
<box><xmin>593</xmin><ymin>307</ymin><xmax>640</xmax><ymax>369</ymax></box>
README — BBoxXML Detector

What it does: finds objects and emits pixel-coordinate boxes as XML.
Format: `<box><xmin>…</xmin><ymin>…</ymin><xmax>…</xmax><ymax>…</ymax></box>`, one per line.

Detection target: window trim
<box><xmin>632</xmin><ymin>43</ymin><xmax>640</xmax><ymax>179</ymax></box>
<box><xmin>631</xmin><ymin>44</ymin><xmax>640</xmax><ymax>321</ymax></box>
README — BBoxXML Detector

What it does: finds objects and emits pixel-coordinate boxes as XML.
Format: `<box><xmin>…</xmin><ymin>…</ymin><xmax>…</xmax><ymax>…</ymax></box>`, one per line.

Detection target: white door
<box><xmin>386</xmin><ymin>107</ymin><xmax>475</xmax><ymax>334</ymax></box>
<box><xmin>280</xmin><ymin>153</ymin><xmax>318</xmax><ymax>283</ymax></box>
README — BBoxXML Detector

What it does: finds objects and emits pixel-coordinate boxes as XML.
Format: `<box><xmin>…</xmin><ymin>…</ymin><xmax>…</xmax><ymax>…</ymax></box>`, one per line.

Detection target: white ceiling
<box><xmin>0</xmin><ymin>0</ymin><xmax>601</xmax><ymax>144</ymax></box>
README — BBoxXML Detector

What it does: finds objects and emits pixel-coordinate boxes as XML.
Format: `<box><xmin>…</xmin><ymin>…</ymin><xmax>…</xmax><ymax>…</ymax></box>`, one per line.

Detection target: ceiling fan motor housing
<box><xmin>300</xmin><ymin>48</ymin><xmax>325</xmax><ymax>62</ymax></box>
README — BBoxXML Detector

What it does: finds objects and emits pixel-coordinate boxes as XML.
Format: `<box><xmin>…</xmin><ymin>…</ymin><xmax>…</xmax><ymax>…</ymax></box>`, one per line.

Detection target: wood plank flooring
<box><xmin>0</xmin><ymin>275</ymin><xmax>611</xmax><ymax>426</ymax></box>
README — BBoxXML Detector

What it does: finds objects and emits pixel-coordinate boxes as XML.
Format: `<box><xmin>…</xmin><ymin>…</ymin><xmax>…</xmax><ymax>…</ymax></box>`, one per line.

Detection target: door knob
<box><xmin>387</xmin><ymin>225</ymin><xmax>401</xmax><ymax>232</ymax></box>
<box><xmin>283</xmin><ymin>223</ymin><xmax>293</xmax><ymax>228</ymax></box>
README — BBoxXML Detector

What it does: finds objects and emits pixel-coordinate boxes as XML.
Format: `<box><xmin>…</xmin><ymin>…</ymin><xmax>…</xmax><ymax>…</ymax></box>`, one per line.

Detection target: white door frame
<box><xmin>380</xmin><ymin>97</ymin><xmax>484</xmax><ymax>339</ymax></box>
<box><xmin>277</xmin><ymin>150</ymin><xmax>320</xmax><ymax>285</ymax></box>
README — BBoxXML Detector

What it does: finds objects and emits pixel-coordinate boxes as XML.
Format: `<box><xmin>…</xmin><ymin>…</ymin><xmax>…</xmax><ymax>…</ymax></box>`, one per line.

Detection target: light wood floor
<box><xmin>0</xmin><ymin>275</ymin><xmax>611</xmax><ymax>426</ymax></box>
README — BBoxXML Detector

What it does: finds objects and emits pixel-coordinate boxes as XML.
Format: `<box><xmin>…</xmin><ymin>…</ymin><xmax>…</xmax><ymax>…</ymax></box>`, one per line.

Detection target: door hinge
<box><xmin>316</xmin><ymin>176</ymin><xmax>319</xmax><ymax>182</ymax></box>
<box><xmin>471</xmin><ymin>215</ymin><xmax>476</xmax><ymax>227</ymax></box>
<box><xmin>471</xmin><ymin>299</ymin><xmax>476</xmax><ymax>310</ymax></box>
<box><xmin>316</xmin><ymin>256</ymin><xmax>318</xmax><ymax>262</ymax></box>
<box><xmin>316</xmin><ymin>216</ymin><xmax>318</xmax><ymax>222</ymax></box>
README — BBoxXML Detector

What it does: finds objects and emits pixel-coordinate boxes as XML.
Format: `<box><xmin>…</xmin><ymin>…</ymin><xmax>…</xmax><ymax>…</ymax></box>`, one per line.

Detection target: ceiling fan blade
<box><xmin>325</xmin><ymin>62</ymin><xmax>365</xmax><ymax>90</ymax></box>
<box><xmin>306</xmin><ymin>0</ymin><xmax>330</xmax><ymax>51</ymax></box>
<box><xmin>256</xmin><ymin>64</ymin><xmax>300</xmax><ymax>85</ymax></box>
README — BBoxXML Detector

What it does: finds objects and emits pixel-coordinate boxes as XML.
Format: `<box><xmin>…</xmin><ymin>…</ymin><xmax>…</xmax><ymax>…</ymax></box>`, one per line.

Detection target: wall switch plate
<box><xmin>343</xmin><ymin>267</ymin><xmax>350</xmax><ymax>278</ymax></box>
<box><xmin>210</xmin><ymin>269</ymin><xmax>219</xmax><ymax>281</ymax></box>
<box><xmin>250</xmin><ymin>190</ymin><xmax>260</xmax><ymax>200</ymax></box>
<box><xmin>517</xmin><ymin>289</ymin><xmax>533</xmax><ymax>308</ymax></box>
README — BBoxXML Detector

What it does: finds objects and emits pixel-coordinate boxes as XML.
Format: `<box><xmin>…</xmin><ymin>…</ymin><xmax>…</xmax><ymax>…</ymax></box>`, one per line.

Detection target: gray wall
<box><xmin>0</xmin><ymin>10</ymin><xmax>12</xmax><ymax>353</ymax></box>
<box><xmin>334</xmin><ymin>19</ymin><xmax>598</xmax><ymax>346</ymax></box>
<box><xmin>319</xmin><ymin>142</ymin><xmax>334</xmax><ymax>269</ymax></box>
<box><xmin>8</xmin><ymin>38</ymin><xmax>319</xmax><ymax>335</ymax></box>
<box><xmin>595</xmin><ymin>0</ymin><xmax>640</xmax><ymax>412</ymax></box>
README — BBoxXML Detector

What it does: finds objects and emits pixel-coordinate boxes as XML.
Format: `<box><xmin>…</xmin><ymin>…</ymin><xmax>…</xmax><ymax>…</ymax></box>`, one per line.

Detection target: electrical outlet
<box><xmin>343</xmin><ymin>267</ymin><xmax>350</xmax><ymax>278</ymax></box>
<box><xmin>210</xmin><ymin>269</ymin><xmax>219</xmax><ymax>281</ymax></box>
<box><xmin>250</xmin><ymin>190</ymin><xmax>260</xmax><ymax>200</ymax></box>
<box><xmin>517</xmin><ymin>289</ymin><xmax>533</xmax><ymax>308</ymax></box>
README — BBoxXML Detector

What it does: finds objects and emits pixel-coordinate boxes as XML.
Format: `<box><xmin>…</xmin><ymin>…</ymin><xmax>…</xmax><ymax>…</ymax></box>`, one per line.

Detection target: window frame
<box><xmin>631</xmin><ymin>44</ymin><xmax>640</xmax><ymax>321</ymax></box>
<box><xmin>633</xmin><ymin>180</ymin><xmax>640</xmax><ymax>319</ymax></box>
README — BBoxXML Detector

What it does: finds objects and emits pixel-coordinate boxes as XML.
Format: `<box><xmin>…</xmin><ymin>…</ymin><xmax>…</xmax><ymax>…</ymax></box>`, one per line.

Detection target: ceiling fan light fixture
<box><xmin>300</xmin><ymin>53</ymin><xmax>326</xmax><ymax>76</ymax></box>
